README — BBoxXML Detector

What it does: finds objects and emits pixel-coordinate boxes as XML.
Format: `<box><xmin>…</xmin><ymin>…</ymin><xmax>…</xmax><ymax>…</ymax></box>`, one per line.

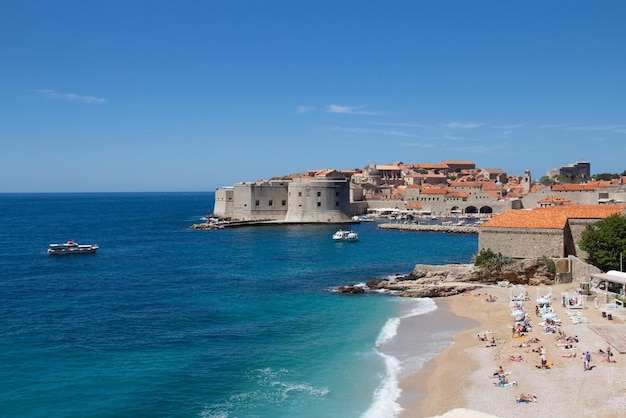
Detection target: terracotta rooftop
<box><xmin>446</xmin><ymin>191</ymin><xmax>471</xmax><ymax>199</ymax></box>
<box><xmin>481</xmin><ymin>205</ymin><xmax>626</xmax><ymax>229</ymax></box>
<box><xmin>538</xmin><ymin>196</ymin><xmax>573</xmax><ymax>205</ymax></box>
<box><xmin>376</xmin><ymin>164</ymin><xmax>402</xmax><ymax>170</ymax></box>
<box><xmin>420</xmin><ymin>188</ymin><xmax>449</xmax><ymax>195</ymax></box>
<box><xmin>482</xmin><ymin>182</ymin><xmax>504</xmax><ymax>191</ymax></box>
<box><xmin>441</xmin><ymin>160</ymin><xmax>475</xmax><ymax>165</ymax></box>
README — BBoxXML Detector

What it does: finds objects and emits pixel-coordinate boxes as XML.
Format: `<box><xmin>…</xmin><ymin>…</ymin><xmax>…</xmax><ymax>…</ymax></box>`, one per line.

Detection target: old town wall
<box><xmin>479</xmin><ymin>227</ymin><xmax>565</xmax><ymax>259</ymax></box>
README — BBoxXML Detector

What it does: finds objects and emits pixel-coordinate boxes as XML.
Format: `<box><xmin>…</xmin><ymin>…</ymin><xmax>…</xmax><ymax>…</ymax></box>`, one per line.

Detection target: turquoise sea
<box><xmin>0</xmin><ymin>193</ymin><xmax>477</xmax><ymax>417</ymax></box>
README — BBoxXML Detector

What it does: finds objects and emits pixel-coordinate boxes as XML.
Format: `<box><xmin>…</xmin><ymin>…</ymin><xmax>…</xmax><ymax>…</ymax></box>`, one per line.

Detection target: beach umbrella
<box><xmin>542</xmin><ymin>312</ymin><xmax>557</xmax><ymax>320</ymax></box>
<box><xmin>536</xmin><ymin>297</ymin><xmax>550</xmax><ymax>305</ymax></box>
<box><xmin>510</xmin><ymin>310</ymin><xmax>525</xmax><ymax>317</ymax></box>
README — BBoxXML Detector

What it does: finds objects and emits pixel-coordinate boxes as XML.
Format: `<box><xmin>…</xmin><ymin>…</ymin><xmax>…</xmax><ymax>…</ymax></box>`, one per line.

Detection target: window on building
<box><xmin>317</xmin><ymin>202</ymin><xmax>321</xmax><ymax>207</ymax></box>
<box><xmin>255</xmin><ymin>200</ymin><xmax>260</xmax><ymax>206</ymax></box>
<box><xmin>298</xmin><ymin>192</ymin><xmax>302</xmax><ymax>197</ymax></box>
<box><xmin>282</xmin><ymin>200</ymin><xmax>286</xmax><ymax>206</ymax></box>
<box><xmin>336</xmin><ymin>201</ymin><xmax>339</xmax><ymax>206</ymax></box>
<box><xmin>268</xmin><ymin>200</ymin><xmax>273</xmax><ymax>206</ymax></box>
<box><xmin>317</xmin><ymin>191</ymin><xmax>321</xmax><ymax>197</ymax></box>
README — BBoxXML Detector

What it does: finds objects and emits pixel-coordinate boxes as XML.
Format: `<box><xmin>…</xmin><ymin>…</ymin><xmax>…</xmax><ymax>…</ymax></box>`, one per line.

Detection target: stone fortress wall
<box><xmin>284</xmin><ymin>177</ymin><xmax>352</xmax><ymax>223</ymax></box>
<box><xmin>214</xmin><ymin>177</ymin><xmax>352</xmax><ymax>223</ymax></box>
<box><xmin>478</xmin><ymin>227</ymin><xmax>565</xmax><ymax>259</ymax></box>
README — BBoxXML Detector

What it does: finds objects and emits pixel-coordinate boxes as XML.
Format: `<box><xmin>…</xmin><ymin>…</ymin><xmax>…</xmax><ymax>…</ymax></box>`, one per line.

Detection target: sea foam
<box><xmin>364</xmin><ymin>298</ymin><xmax>438</xmax><ymax>418</ymax></box>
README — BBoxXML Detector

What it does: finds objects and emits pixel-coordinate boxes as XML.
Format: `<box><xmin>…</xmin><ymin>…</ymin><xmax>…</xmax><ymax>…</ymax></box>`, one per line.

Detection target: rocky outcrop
<box><xmin>469</xmin><ymin>258</ymin><xmax>555</xmax><ymax>286</ymax></box>
<box><xmin>365</xmin><ymin>264</ymin><xmax>480</xmax><ymax>298</ymax></box>
<box><xmin>340</xmin><ymin>259</ymin><xmax>559</xmax><ymax>298</ymax></box>
<box><xmin>337</xmin><ymin>285</ymin><xmax>365</xmax><ymax>294</ymax></box>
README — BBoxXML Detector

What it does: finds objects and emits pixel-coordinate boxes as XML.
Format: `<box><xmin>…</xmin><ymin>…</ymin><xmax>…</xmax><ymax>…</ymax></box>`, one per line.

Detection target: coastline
<box><xmin>396</xmin><ymin>284</ymin><xmax>626</xmax><ymax>418</ymax></box>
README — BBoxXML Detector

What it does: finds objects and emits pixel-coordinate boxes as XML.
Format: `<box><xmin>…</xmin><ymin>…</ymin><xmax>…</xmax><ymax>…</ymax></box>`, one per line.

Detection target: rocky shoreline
<box><xmin>338</xmin><ymin>258</ymin><xmax>556</xmax><ymax>298</ymax></box>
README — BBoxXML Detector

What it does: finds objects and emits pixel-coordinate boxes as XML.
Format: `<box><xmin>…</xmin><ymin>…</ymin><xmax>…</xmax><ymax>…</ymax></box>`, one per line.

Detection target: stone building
<box><xmin>478</xmin><ymin>205</ymin><xmax>626</xmax><ymax>259</ymax></box>
<box><xmin>213</xmin><ymin>175</ymin><xmax>353</xmax><ymax>223</ymax></box>
<box><xmin>520</xmin><ymin>183</ymin><xmax>599</xmax><ymax>208</ymax></box>
<box><xmin>547</xmin><ymin>161</ymin><xmax>591</xmax><ymax>180</ymax></box>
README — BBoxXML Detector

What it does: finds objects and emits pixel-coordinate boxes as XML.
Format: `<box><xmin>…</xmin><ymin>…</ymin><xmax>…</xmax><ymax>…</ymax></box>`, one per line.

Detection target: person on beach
<box><xmin>517</xmin><ymin>393</ymin><xmax>537</xmax><ymax>402</ymax></box>
<box><xmin>540</xmin><ymin>353</ymin><xmax>547</xmax><ymax>369</ymax></box>
<box><xmin>584</xmin><ymin>351</ymin><xmax>591</xmax><ymax>370</ymax></box>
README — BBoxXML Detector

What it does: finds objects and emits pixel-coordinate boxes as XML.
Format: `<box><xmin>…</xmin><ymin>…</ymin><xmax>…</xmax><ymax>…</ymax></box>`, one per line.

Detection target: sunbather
<box><xmin>557</xmin><ymin>343</ymin><xmax>575</xmax><ymax>349</ymax></box>
<box><xmin>516</xmin><ymin>393</ymin><xmax>537</xmax><ymax>402</ymax></box>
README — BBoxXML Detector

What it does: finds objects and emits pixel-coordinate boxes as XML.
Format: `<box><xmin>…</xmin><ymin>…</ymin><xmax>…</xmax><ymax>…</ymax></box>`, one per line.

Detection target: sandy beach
<box><xmin>399</xmin><ymin>283</ymin><xmax>626</xmax><ymax>418</ymax></box>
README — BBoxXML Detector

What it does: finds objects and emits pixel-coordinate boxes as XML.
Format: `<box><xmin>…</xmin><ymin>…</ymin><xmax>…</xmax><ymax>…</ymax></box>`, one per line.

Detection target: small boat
<box><xmin>48</xmin><ymin>240</ymin><xmax>99</xmax><ymax>255</ymax></box>
<box><xmin>332</xmin><ymin>230</ymin><xmax>359</xmax><ymax>242</ymax></box>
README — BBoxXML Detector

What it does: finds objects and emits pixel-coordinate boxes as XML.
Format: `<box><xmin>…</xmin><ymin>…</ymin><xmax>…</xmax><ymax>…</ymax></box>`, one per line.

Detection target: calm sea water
<box><xmin>0</xmin><ymin>193</ymin><xmax>477</xmax><ymax>417</ymax></box>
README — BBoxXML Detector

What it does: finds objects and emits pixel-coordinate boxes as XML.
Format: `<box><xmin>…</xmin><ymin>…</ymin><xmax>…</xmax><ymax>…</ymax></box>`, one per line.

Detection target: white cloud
<box><xmin>327</xmin><ymin>105</ymin><xmax>379</xmax><ymax>115</ymax></box>
<box><xmin>567</xmin><ymin>125</ymin><xmax>626</xmax><ymax>133</ymax></box>
<box><xmin>401</xmin><ymin>142</ymin><xmax>435</xmax><ymax>148</ymax></box>
<box><xmin>371</xmin><ymin>121</ymin><xmax>432</xmax><ymax>129</ymax></box>
<box><xmin>325</xmin><ymin>125</ymin><xmax>417</xmax><ymax>137</ymax></box>
<box><xmin>538</xmin><ymin>123</ymin><xmax>570</xmax><ymax>129</ymax></box>
<box><xmin>441</xmin><ymin>121</ymin><xmax>485</xmax><ymax>129</ymax></box>
<box><xmin>34</xmin><ymin>89</ymin><xmax>107</xmax><ymax>104</ymax></box>
<box><xmin>296</xmin><ymin>105</ymin><xmax>315</xmax><ymax>114</ymax></box>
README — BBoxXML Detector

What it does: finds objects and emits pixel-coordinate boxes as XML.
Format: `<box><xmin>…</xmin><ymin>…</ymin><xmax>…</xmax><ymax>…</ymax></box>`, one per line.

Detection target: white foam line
<box><xmin>361</xmin><ymin>352</ymin><xmax>403</xmax><ymax>418</ymax></box>
<box><xmin>364</xmin><ymin>298</ymin><xmax>439</xmax><ymax>418</ymax></box>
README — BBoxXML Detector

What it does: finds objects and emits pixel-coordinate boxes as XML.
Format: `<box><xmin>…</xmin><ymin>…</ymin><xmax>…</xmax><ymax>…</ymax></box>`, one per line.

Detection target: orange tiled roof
<box><xmin>482</xmin><ymin>205</ymin><xmax>626</xmax><ymax>229</ymax></box>
<box><xmin>417</xmin><ymin>163</ymin><xmax>449</xmax><ymax>169</ymax></box>
<box><xmin>446</xmin><ymin>191</ymin><xmax>471</xmax><ymax>199</ymax></box>
<box><xmin>537</xmin><ymin>196</ymin><xmax>573</xmax><ymax>205</ymax></box>
<box><xmin>481</xmin><ymin>182</ymin><xmax>504</xmax><ymax>191</ymax></box>
<box><xmin>441</xmin><ymin>160</ymin><xmax>475</xmax><ymax>165</ymax></box>
<box><xmin>507</xmin><ymin>189</ymin><xmax>524</xmax><ymax>198</ymax></box>
<box><xmin>376</xmin><ymin>164</ymin><xmax>401</xmax><ymax>170</ymax></box>
<box><xmin>420</xmin><ymin>188</ymin><xmax>449</xmax><ymax>195</ymax></box>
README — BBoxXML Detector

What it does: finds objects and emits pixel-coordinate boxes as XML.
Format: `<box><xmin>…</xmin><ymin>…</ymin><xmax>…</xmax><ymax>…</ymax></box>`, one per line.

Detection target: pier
<box><xmin>377</xmin><ymin>222</ymin><xmax>478</xmax><ymax>234</ymax></box>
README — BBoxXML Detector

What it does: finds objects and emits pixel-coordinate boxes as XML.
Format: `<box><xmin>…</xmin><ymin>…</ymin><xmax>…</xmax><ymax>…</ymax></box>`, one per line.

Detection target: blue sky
<box><xmin>2</xmin><ymin>0</ymin><xmax>626</xmax><ymax>192</ymax></box>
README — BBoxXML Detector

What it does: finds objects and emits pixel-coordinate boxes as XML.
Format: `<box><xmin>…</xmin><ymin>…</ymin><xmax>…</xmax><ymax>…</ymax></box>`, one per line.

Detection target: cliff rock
<box><xmin>354</xmin><ymin>259</ymin><xmax>557</xmax><ymax>298</ymax></box>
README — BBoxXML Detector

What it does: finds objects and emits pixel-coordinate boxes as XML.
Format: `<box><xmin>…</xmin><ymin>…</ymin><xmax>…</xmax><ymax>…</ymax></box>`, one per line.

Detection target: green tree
<box><xmin>473</xmin><ymin>248</ymin><xmax>513</xmax><ymax>273</ymax></box>
<box><xmin>592</xmin><ymin>173</ymin><xmax>619</xmax><ymax>181</ymax></box>
<box><xmin>538</xmin><ymin>176</ymin><xmax>552</xmax><ymax>185</ymax></box>
<box><xmin>579</xmin><ymin>214</ymin><xmax>626</xmax><ymax>271</ymax></box>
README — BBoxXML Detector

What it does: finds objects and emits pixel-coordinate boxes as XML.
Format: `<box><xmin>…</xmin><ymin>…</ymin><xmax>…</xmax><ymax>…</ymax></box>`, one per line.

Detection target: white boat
<box><xmin>332</xmin><ymin>230</ymin><xmax>359</xmax><ymax>242</ymax></box>
<box><xmin>351</xmin><ymin>215</ymin><xmax>374</xmax><ymax>222</ymax></box>
<box><xmin>48</xmin><ymin>240</ymin><xmax>99</xmax><ymax>255</ymax></box>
